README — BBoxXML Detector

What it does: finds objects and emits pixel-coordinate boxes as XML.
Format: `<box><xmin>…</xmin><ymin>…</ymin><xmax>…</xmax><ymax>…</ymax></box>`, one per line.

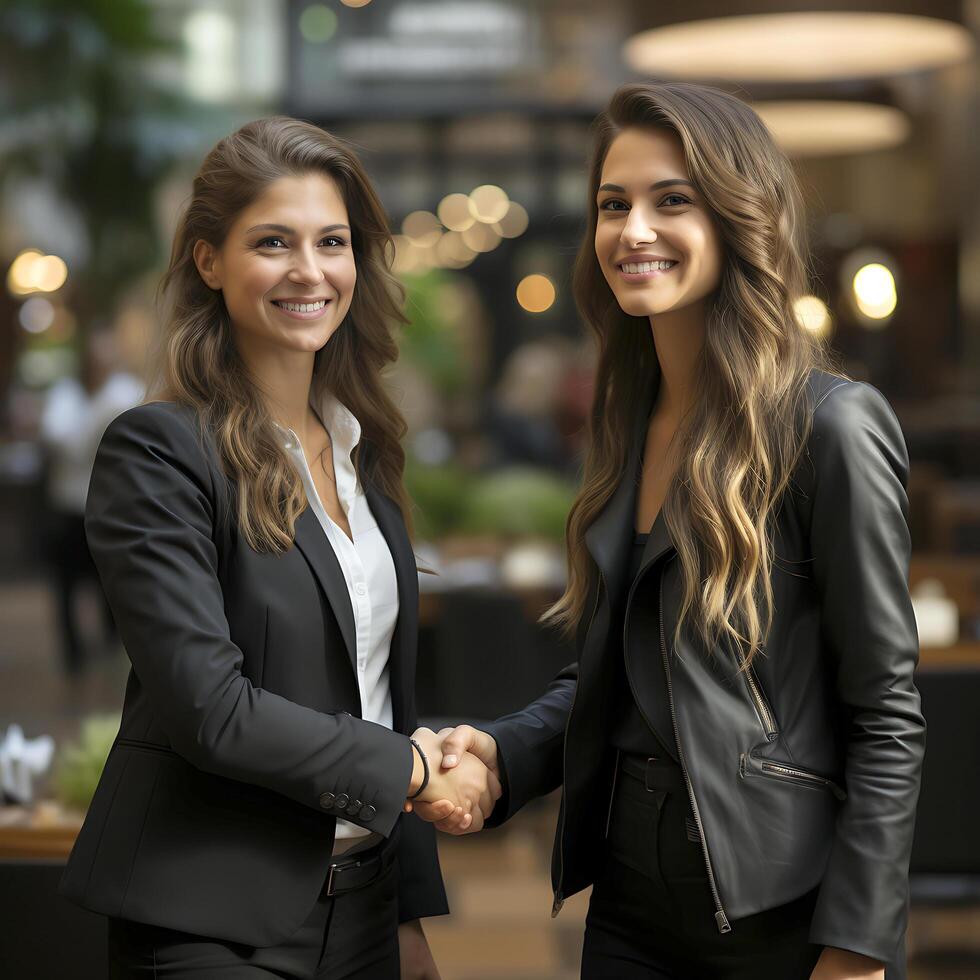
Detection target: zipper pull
<box><xmin>715</xmin><ymin>910</ymin><xmax>732</xmax><ymax>933</ymax></box>
<box><xmin>551</xmin><ymin>893</ymin><xmax>564</xmax><ymax>918</ymax></box>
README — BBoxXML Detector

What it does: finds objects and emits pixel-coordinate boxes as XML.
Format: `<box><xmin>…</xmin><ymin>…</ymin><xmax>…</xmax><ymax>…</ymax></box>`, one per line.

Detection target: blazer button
<box><xmin>360</xmin><ymin>804</ymin><xmax>376</xmax><ymax>822</ymax></box>
<box><xmin>346</xmin><ymin>799</ymin><xmax>362</xmax><ymax>816</ymax></box>
<box><xmin>319</xmin><ymin>792</ymin><xmax>336</xmax><ymax>809</ymax></box>
<box><xmin>335</xmin><ymin>793</ymin><xmax>350</xmax><ymax>810</ymax></box>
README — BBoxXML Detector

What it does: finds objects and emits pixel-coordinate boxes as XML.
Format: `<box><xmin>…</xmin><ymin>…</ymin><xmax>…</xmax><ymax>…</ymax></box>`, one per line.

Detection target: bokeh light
<box><xmin>7</xmin><ymin>249</ymin><xmax>68</xmax><ymax>296</ymax></box>
<box><xmin>437</xmin><ymin>193</ymin><xmax>476</xmax><ymax>232</ymax></box>
<box><xmin>299</xmin><ymin>4</ymin><xmax>338</xmax><ymax>43</ymax></box>
<box><xmin>462</xmin><ymin>222</ymin><xmax>502</xmax><ymax>253</ymax></box>
<box><xmin>516</xmin><ymin>274</ymin><xmax>556</xmax><ymax>313</ymax></box>
<box><xmin>495</xmin><ymin>201</ymin><xmax>529</xmax><ymax>239</ymax></box>
<box><xmin>468</xmin><ymin>185</ymin><xmax>510</xmax><ymax>224</ymax></box>
<box><xmin>793</xmin><ymin>295</ymin><xmax>832</xmax><ymax>339</ymax></box>
<box><xmin>18</xmin><ymin>297</ymin><xmax>56</xmax><ymax>334</ymax></box>
<box><xmin>402</xmin><ymin>211</ymin><xmax>442</xmax><ymax>247</ymax></box>
<box><xmin>853</xmin><ymin>262</ymin><xmax>897</xmax><ymax>321</ymax></box>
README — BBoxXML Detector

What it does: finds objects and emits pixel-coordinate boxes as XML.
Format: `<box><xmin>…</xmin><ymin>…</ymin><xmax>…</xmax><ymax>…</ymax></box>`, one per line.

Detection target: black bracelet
<box><xmin>408</xmin><ymin>738</ymin><xmax>429</xmax><ymax>799</ymax></box>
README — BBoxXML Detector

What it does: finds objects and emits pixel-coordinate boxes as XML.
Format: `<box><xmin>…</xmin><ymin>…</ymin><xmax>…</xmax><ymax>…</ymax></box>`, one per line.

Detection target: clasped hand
<box><xmin>404</xmin><ymin>726</ymin><xmax>501</xmax><ymax>832</ymax></box>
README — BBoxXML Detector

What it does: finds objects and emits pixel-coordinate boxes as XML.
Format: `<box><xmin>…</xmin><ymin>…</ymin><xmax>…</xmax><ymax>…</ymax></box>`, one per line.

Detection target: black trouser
<box><xmin>582</xmin><ymin>752</ymin><xmax>822</xmax><ymax>979</ymax></box>
<box><xmin>107</xmin><ymin>843</ymin><xmax>400</xmax><ymax>979</ymax></box>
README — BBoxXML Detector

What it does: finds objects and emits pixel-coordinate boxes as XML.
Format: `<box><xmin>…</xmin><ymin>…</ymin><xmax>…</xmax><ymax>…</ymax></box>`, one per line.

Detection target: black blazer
<box><xmin>58</xmin><ymin>400</ymin><xmax>448</xmax><ymax>946</ymax></box>
<box><xmin>483</xmin><ymin>370</ymin><xmax>923</xmax><ymax>973</ymax></box>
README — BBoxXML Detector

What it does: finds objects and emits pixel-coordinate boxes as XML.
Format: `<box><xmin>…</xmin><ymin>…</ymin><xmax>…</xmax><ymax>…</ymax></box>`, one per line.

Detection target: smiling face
<box><xmin>193</xmin><ymin>172</ymin><xmax>356</xmax><ymax>358</ymax></box>
<box><xmin>595</xmin><ymin>126</ymin><xmax>723</xmax><ymax>319</ymax></box>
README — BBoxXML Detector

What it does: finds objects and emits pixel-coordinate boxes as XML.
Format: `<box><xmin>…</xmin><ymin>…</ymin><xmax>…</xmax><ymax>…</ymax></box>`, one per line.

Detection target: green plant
<box><xmin>52</xmin><ymin>712</ymin><xmax>120</xmax><ymax>812</ymax></box>
<box><xmin>458</xmin><ymin>467</ymin><xmax>575</xmax><ymax>542</ymax></box>
<box><xmin>404</xmin><ymin>460</ymin><xmax>473</xmax><ymax>540</ymax></box>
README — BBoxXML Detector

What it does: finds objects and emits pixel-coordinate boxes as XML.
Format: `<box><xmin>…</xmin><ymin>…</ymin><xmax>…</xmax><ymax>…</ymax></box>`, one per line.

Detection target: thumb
<box><xmin>440</xmin><ymin>725</ymin><xmax>478</xmax><ymax>769</ymax></box>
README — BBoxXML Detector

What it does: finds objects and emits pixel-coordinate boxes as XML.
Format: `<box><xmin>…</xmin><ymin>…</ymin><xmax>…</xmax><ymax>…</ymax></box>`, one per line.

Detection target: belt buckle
<box><xmin>644</xmin><ymin>755</ymin><xmax>660</xmax><ymax>793</ymax></box>
<box><xmin>325</xmin><ymin>858</ymin><xmax>360</xmax><ymax>897</ymax></box>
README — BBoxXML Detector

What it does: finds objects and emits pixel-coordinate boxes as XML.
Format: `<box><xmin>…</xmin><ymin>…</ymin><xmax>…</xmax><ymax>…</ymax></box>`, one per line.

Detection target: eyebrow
<box><xmin>245</xmin><ymin>223</ymin><xmax>351</xmax><ymax>235</ymax></box>
<box><xmin>597</xmin><ymin>179</ymin><xmax>694</xmax><ymax>194</ymax></box>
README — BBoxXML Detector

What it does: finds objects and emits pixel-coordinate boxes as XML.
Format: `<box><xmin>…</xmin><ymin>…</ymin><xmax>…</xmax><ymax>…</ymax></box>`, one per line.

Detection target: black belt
<box><xmin>322</xmin><ymin>836</ymin><xmax>397</xmax><ymax>898</ymax></box>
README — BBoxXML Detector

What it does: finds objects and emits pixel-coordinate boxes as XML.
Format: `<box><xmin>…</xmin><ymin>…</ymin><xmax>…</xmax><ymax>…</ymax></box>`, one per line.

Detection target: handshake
<box><xmin>403</xmin><ymin>726</ymin><xmax>501</xmax><ymax>833</ymax></box>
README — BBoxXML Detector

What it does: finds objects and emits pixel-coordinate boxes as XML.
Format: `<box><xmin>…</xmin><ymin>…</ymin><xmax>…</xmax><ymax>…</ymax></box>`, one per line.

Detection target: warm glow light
<box><xmin>7</xmin><ymin>249</ymin><xmax>68</xmax><ymax>295</ymax></box>
<box><xmin>391</xmin><ymin>235</ymin><xmax>424</xmax><ymax>275</ymax></box>
<box><xmin>36</xmin><ymin>255</ymin><xmax>68</xmax><ymax>292</ymax></box>
<box><xmin>340</xmin><ymin>0</ymin><xmax>372</xmax><ymax>6</ymax></box>
<box><xmin>793</xmin><ymin>295</ymin><xmax>831</xmax><ymax>338</ymax></box>
<box><xmin>299</xmin><ymin>4</ymin><xmax>338</xmax><ymax>43</ymax></box>
<box><xmin>435</xmin><ymin>232</ymin><xmax>476</xmax><ymax>269</ymax></box>
<box><xmin>495</xmin><ymin>201</ymin><xmax>529</xmax><ymax>239</ymax></box>
<box><xmin>437</xmin><ymin>193</ymin><xmax>475</xmax><ymax>232</ymax></box>
<box><xmin>462</xmin><ymin>222</ymin><xmax>501</xmax><ymax>253</ymax></box>
<box><xmin>752</xmin><ymin>102</ymin><xmax>910</xmax><ymax>157</ymax></box>
<box><xmin>402</xmin><ymin>211</ymin><xmax>442</xmax><ymax>247</ymax></box>
<box><xmin>468</xmin><ymin>184</ymin><xmax>510</xmax><ymax>224</ymax></box>
<box><xmin>623</xmin><ymin>13</ymin><xmax>974</xmax><ymax>83</ymax></box>
<box><xmin>516</xmin><ymin>274</ymin><xmax>556</xmax><ymax>313</ymax></box>
<box><xmin>853</xmin><ymin>263</ymin><xmax>897</xmax><ymax>321</ymax></box>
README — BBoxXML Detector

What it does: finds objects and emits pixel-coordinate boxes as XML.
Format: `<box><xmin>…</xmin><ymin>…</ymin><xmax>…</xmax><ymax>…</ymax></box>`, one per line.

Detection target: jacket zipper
<box><xmin>759</xmin><ymin>760</ymin><xmax>847</xmax><ymax>802</ymax></box>
<box><xmin>552</xmin><ymin>571</ymin><xmax>604</xmax><ymax>918</ymax></box>
<box><xmin>744</xmin><ymin>664</ymin><xmax>778</xmax><ymax>741</ymax></box>
<box><xmin>659</xmin><ymin>558</ymin><xmax>732</xmax><ymax>934</ymax></box>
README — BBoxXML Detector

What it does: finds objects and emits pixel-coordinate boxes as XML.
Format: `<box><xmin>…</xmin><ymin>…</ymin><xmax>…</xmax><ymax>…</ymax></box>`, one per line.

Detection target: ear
<box><xmin>193</xmin><ymin>240</ymin><xmax>222</xmax><ymax>290</ymax></box>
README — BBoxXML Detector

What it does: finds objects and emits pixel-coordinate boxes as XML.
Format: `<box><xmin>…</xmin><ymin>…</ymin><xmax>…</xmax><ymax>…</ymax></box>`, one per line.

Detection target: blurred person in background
<box><xmin>422</xmin><ymin>81</ymin><xmax>924</xmax><ymax>980</ymax></box>
<box><xmin>57</xmin><ymin>117</ymin><xmax>499</xmax><ymax>979</ymax></box>
<box><xmin>38</xmin><ymin>324</ymin><xmax>143</xmax><ymax>677</ymax></box>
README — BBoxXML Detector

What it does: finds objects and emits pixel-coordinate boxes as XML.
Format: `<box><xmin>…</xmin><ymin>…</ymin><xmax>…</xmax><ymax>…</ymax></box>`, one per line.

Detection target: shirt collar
<box><xmin>271</xmin><ymin>389</ymin><xmax>361</xmax><ymax>455</ymax></box>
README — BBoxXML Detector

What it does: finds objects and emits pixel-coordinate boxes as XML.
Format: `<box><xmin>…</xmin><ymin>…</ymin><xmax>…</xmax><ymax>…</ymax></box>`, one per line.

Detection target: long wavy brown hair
<box><xmin>546</xmin><ymin>82</ymin><xmax>843</xmax><ymax>668</ymax></box>
<box><xmin>149</xmin><ymin>117</ymin><xmax>410</xmax><ymax>552</ymax></box>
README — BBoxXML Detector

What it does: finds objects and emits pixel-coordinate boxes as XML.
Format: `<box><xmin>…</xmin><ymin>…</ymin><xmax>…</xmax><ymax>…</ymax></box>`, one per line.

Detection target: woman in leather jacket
<box><xmin>413</xmin><ymin>82</ymin><xmax>925</xmax><ymax>979</ymax></box>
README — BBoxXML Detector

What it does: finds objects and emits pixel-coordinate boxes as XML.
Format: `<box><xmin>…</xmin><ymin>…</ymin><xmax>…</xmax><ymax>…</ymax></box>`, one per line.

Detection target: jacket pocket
<box><xmin>739</xmin><ymin>749</ymin><xmax>846</xmax><ymax>801</ymax></box>
<box><xmin>114</xmin><ymin>738</ymin><xmax>177</xmax><ymax>758</ymax></box>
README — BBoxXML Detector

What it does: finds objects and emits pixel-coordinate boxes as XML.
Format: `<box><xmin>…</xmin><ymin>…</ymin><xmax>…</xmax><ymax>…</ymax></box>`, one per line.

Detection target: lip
<box><xmin>270</xmin><ymin>298</ymin><xmax>332</xmax><ymax>320</ymax></box>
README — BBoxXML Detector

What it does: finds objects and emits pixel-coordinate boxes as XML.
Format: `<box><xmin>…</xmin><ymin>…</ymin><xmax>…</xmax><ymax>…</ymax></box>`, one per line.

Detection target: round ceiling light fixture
<box><xmin>751</xmin><ymin>101</ymin><xmax>910</xmax><ymax>157</ymax></box>
<box><xmin>623</xmin><ymin>13</ymin><xmax>974</xmax><ymax>82</ymax></box>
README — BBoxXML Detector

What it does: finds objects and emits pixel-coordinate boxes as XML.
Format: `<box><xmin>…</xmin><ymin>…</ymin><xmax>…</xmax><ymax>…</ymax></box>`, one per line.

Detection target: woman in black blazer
<box><xmin>59</xmin><ymin>117</ymin><xmax>498</xmax><ymax>979</ymax></box>
<box><xmin>422</xmin><ymin>82</ymin><xmax>925</xmax><ymax>980</ymax></box>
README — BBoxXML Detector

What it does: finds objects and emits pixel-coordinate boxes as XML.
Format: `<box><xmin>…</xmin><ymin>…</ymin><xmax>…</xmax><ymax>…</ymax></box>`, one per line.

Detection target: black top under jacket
<box><xmin>58</xmin><ymin>401</ymin><xmax>448</xmax><ymax>947</ymax></box>
<box><xmin>609</xmin><ymin>519</ymin><xmax>677</xmax><ymax>762</ymax></box>
<box><xmin>482</xmin><ymin>369</ymin><xmax>924</xmax><ymax>977</ymax></box>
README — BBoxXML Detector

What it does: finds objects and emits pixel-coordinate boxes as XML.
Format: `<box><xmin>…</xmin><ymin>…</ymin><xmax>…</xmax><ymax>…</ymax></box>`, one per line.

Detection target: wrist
<box><xmin>407</xmin><ymin>738</ymin><xmax>430</xmax><ymax>799</ymax></box>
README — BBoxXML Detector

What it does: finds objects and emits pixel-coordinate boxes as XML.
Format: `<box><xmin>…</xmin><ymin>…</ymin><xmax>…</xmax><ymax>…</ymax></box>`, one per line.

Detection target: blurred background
<box><xmin>1</xmin><ymin>1</ymin><xmax>979</xmax><ymax>978</ymax></box>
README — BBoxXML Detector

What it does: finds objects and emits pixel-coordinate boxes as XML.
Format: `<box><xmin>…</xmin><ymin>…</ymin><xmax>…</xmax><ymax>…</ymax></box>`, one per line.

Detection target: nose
<box><xmin>621</xmin><ymin>205</ymin><xmax>658</xmax><ymax>249</ymax></box>
<box><xmin>287</xmin><ymin>244</ymin><xmax>325</xmax><ymax>287</ymax></box>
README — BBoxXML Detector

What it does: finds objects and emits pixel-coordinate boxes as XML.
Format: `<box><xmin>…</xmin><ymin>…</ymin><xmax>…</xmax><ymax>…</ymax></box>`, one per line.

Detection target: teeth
<box><xmin>621</xmin><ymin>260</ymin><xmax>677</xmax><ymax>274</ymax></box>
<box><xmin>275</xmin><ymin>300</ymin><xmax>327</xmax><ymax>313</ymax></box>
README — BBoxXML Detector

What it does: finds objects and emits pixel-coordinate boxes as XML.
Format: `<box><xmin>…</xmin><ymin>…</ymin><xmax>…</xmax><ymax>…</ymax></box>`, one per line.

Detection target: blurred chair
<box><xmin>931</xmin><ymin>481</ymin><xmax>980</xmax><ymax>554</ymax></box>
<box><xmin>908</xmin><ymin>667</ymin><xmax>980</xmax><ymax>970</ymax></box>
<box><xmin>421</xmin><ymin>589</ymin><xmax>572</xmax><ymax>727</ymax></box>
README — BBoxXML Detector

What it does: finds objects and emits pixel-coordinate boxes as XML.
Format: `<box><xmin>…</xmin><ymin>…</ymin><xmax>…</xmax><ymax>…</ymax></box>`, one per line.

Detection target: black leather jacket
<box><xmin>485</xmin><ymin>369</ymin><xmax>925</xmax><ymax>969</ymax></box>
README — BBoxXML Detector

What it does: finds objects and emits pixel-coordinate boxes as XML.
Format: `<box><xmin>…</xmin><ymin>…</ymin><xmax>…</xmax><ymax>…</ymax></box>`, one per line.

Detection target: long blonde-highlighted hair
<box><xmin>546</xmin><ymin>82</ymin><xmax>843</xmax><ymax>668</ymax></box>
<box><xmin>149</xmin><ymin>117</ymin><xmax>410</xmax><ymax>553</ymax></box>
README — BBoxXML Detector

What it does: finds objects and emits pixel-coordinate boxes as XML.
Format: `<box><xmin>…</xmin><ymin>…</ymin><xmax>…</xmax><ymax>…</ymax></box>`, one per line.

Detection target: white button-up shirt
<box><xmin>273</xmin><ymin>391</ymin><xmax>399</xmax><ymax>842</ymax></box>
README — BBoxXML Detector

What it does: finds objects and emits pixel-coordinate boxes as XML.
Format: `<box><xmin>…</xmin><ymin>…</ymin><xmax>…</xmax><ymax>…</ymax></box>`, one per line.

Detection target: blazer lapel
<box><xmin>292</xmin><ymin>507</ymin><xmax>357</xmax><ymax>671</ymax></box>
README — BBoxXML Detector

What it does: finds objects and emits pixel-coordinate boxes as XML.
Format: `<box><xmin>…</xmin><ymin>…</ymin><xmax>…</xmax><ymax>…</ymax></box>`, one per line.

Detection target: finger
<box><xmin>412</xmin><ymin>799</ymin><xmax>457</xmax><ymax>823</ymax></box>
<box><xmin>488</xmin><ymin>769</ymin><xmax>503</xmax><ymax>801</ymax></box>
<box><xmin>403</xmin><ymin>801</ymin><xmax>413</xmax><ymax>813</ymax></box>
